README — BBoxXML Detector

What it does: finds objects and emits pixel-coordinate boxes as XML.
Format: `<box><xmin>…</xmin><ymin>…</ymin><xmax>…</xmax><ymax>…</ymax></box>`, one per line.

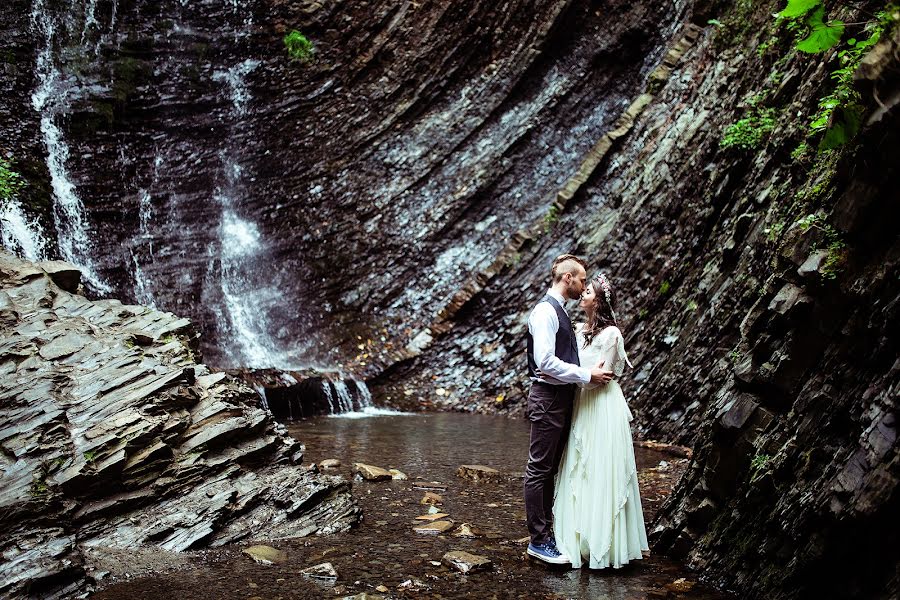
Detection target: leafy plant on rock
<box><xmin>0</xmin><ymin>157</ymin><xmax>24</xmax><ymax>204</ymax></box>
<box><xmin>775</xmin><ymin>0</ymin><xmax>899</xmax><ymax>150</ymax></box>
<box><xmin>283</xmin><ymin>30</ymin><xmax>314</xmax><ymax>62</ymax></box>
<box><xmin>720</xmin><ymin>107</ymin><xmax>778</xmax><ymax>151</ymax></box>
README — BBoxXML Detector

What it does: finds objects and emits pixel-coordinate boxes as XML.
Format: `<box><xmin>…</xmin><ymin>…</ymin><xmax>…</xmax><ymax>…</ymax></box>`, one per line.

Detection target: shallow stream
<box><xmin>95</xmin><ymin>412</ymin><xmax>734</xmax><ymax>599</ymax></box>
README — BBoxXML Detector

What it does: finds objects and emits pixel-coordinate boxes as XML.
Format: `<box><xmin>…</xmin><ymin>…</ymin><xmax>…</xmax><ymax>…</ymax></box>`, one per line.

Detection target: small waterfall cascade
<box><xmin>0</xmin><ymin>197</ymin><xmax>48</xmax><ymax>262</ymax></box>
<box><xmin>30</xmin><ymin>0</ymin><xmax>112</xmax><ymax>293</ymax></box>
<box><xmin>131</xmin><ymin>156</ymin><xmax>161</xmax><ymax>309</ymax></box>
<box><xmin>321</xmin><ymin>379</ymin><xmax>372</xmax><ymax>414</ymax></box>
<box><xmin>204</xmin><ymin>3</ymin><xmax>286</xmax><ymax>368</ymax></box>
<box><xmin>257</xmin><ymin>374</ymin><xmax>389</xmax><ymax>421</ymax></box>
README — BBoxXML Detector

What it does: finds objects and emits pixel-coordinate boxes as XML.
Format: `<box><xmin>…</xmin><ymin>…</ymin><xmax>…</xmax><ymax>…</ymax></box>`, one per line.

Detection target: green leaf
<box><xmin>855</xmin><ymin>29</ymin><xmax>881</xmax><ymax>50</ymax></box>
<box><xmin>819</xmin><ymin>122</ymin><xmax>847</xmax><ymax>150</ymax></box>
<box><xmin>779</xmin><ymin>0</ymin><xmax>820</xmax><ymax>18</ymax></box>
<box><xmin>796</xmin><ymin>7</ymin><xmax>844</xmax><ymax>53</ymax></box>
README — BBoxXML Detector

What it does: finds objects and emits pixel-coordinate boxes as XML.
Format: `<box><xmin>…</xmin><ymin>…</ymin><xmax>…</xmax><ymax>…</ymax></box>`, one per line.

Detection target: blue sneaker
<box><xmin>527</xmin><ymin>541</ymin><xmax>571</xmax><ymax>565</ymax></box>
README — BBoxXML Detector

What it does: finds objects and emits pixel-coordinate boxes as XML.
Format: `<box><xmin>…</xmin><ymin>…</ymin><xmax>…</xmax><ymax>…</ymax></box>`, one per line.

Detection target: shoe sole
<box><xmin>526</xmin><ymin>547</ymin><xmax>570</xmax><ymax>565</ymax></box>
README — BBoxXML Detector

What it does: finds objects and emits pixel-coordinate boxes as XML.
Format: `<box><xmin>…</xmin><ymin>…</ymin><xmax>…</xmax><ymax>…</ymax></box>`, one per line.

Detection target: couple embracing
<box><xmin>524</xmin><ymin>254</ymin><xmax>648</xmax><ymax>568</ymax></box>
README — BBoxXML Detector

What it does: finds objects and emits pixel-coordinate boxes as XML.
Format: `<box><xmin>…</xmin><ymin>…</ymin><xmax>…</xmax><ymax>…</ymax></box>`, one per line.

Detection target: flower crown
<box><xmin>594</xmin><ymin>273</ymin><xmax>612</xmax><ymax>305</ymax></box>
<box><xmin>593</xmin><ymin>272</ymin><xmax>617</xmax><ymax>324</ymax></box>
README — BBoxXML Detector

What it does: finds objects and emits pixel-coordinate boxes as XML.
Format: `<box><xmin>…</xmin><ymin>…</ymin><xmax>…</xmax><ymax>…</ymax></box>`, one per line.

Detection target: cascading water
<box><xmin>30</xmin><ymin>0</ymin><xmax>111</xmax><ymax>294</ymax></box>
<box><xmin>0</xmin><ymin>199</ymin><xmax>48</xmax><ymax>261</ymax></box>
<box><xmin>207</xmin><ymin>52</ymin><xmax>291</xmax><ymax>368</ymax></box>
<box><xmin>131</xmin><ymin>156</ymin><xmax>160</xmax><ymax>309</ymax></box>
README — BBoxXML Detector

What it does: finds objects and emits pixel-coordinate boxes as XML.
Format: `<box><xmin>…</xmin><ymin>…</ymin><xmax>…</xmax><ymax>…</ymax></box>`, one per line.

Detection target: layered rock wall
<box><xmin>0</xmin><ymin>251</ymin><xmax>359</xmax><ymax>599</ymax></box>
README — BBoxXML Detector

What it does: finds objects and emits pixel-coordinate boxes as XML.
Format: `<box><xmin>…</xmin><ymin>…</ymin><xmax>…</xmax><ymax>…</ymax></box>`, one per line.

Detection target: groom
<box><xmin>524</xmin><ymin>254</ymin><xmax>612</xmax><ymax>564</ymax></box>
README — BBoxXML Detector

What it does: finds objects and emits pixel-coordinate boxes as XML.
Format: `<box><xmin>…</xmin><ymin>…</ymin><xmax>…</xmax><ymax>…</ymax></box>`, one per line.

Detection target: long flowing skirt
<box><xmin>553</xmin><ymin>381</ymin><xmax>649</xmax><ymax>568</ymax></box>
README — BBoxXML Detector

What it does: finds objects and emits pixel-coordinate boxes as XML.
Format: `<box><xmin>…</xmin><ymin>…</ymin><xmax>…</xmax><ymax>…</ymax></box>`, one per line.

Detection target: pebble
<box><xmin>420</xmin><ymin>491</ymin><xmax>443</xmax><ymax>505</ymax></box>
<box><xmin>441</xmin><ymin>550</ymin><xmax>492</xmax><ymax>574</ymax></box>
<box><xmin>354</xmin><ymin>463</ymin><xmax>392</xmax><ymax>481</ymax></box>
<box><xmin>413</xmin><ymin>520</ymin><xmax>454</xmax><ymax>534</ymax></box>
<box><xmin>241</xmin><ymin>545</ymin><xmax>287</xmax><ymax>565</ymax></box>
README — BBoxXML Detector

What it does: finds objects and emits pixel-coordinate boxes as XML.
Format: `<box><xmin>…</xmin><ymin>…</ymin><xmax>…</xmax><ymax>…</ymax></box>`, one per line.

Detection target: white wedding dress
<box><xmin>553</xmin><ymin>324</ymin><xmax>649</xmax><ymax>569</ymax></box>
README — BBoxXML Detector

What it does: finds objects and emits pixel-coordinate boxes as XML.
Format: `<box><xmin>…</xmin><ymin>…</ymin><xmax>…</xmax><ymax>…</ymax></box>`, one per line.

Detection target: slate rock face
<box><xmin>0</xmin><ymin>251</ymin><xmax>360</xmax><ymax>599</ymax></box>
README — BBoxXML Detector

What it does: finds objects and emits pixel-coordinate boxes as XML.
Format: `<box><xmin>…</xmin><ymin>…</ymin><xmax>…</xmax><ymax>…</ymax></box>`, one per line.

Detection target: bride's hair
<box><xmin>582</xmin><ymin>274</ymin><xmax>618</xmax><ymax>348</ymax></box>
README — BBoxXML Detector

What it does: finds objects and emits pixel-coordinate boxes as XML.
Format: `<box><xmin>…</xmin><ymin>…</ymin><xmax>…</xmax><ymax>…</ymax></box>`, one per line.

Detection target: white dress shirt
<box><xmin>528</xmin><ymin>290</ymin><xmax>591</xmax><ymax>385</ymax></box>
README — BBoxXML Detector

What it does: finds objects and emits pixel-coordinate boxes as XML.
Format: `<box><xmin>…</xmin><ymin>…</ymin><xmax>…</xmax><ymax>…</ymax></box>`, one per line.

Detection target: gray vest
<box><xmin>526</xmin><ymin>295</ymin><xmax>580</xmax><ymax>379</ymax></box>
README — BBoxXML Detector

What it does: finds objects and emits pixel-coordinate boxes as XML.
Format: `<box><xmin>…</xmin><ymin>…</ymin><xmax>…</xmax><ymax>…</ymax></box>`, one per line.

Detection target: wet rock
<box><xmin>340</xmin><ymin>594</ymin><xmax>384</xmax><ymax>600</ymax></box>
<box><xmin>452</xmin><ymin>523</ymin><xmax>481</xmax><ymax>538</ymax></box>
<box><xmin>0</xmin><ymin>251</ymin><xmax>360</xmax><ymax>597</ymax></box>
<box><xmin>666</xmin><ymin>578</ymin><xmax>696</xmax><ymax>593</ymax></box>
<box><xmin>797</xmin><ymin>250</ymin><xmax>831</xmax><ymax>279</ymax></box>
<box><xmin>419</xmin><ymin>491</ymin><xmax>443</xmax><ymax>505</ymax></box>
<box><xmin>353</xmin><ymin>463</ymin><xmax>392</xmax><ymax>481</ymax></box>
<box><xmin>456</xmin><ymin>465</ymin><xmax>501</xmax><ymax>482</ymax></box>
<box><xmin>242</xmin><ymin>545</ymin><xmax>287</xmax><ymax>565</ymax></box>
<box><xmin>300</xmin><ymin>561</ymin><xmax>339</xmax><ymax>581</ymax></box>
<box><xmin>397</xmin><ymin>578</ymin><xmax>429</xmax><ymax>591</ymax></box>
<box><xmin>375</xmin><ymin>585</ymin><xmax>389</xmax><ymax>592</ymax></box>
<box><xmin>38</xmin><ymin>260</ymin><xmax>81</xmax><ymax>292</ymax></box>
<box><xmin>413</xmin><ymin>520</ymin><xmax>454</xmax><ymax>534</ymax></box>
<box><xmin>388</xmin><ymin>469</ymin><xmax>407</xmax><ymax>480</ymax></box>
<box><xmin>415</xmin><ymin>513</ymin><xmax>449</xmax><ymax>521</ymax></box>
<box><xmin>441</xmin><ymin>550</ymin><xmax>492</xmax><ymax>574</ymax></box>
<box><xmin>320</xmin><ymin>459</ymin><xmax>342</xmax><ymax>469</ymax></box>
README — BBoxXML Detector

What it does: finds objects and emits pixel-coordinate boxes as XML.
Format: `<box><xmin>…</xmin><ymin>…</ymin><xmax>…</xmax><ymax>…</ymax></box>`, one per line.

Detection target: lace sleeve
<box><xmin>597</xmin><ymin>327</ymin><xmax>633</xmax><ymax>378</ymax></box>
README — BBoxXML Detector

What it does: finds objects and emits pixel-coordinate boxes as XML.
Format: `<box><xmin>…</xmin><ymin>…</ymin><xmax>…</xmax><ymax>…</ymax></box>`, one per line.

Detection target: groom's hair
<box><xmin>550</xmin><ymin>254</ymin><xmax>586</xmax><ymax>283</ymax></box>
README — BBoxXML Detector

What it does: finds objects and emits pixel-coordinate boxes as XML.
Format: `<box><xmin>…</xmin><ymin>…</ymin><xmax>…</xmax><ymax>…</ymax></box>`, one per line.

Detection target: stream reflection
<box><xmin>288</xmin><ymin>412</ymin><xmax>733</xmax><ymax>600</ymax></box>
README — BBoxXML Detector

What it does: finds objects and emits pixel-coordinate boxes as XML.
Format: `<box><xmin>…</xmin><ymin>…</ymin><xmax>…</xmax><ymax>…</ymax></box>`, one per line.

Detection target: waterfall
<box><xmin>0</xmin><ymin>199</ymin><xmax>49</xmax><ymax>261</ymax></box>
<box><xmin>326</xmin><ymin>378</ymin><xmax>407</xmax><ymax>418</ymax></box>
<box><xmin>333</xmin><ymin>381</ymin><xmax>355</xmax><ymax>413</ymax></box>
<box><xmin>30</xmin><ymin>0</ymin><xmax>111</xmax><ymax>294</ymax></box>
<box><xmin>321</xmin><ymin>382</ymin><xmax>337</xmax><ymax>414</ymax></box>
<box><xmin>354</xmin><ymin>379</ymin><xmax>374</xmax><ymax>410</ymax></box>
<box><xmin>207</xmin><ymin>51</ymin><xmax>288</xmax><ymax>368</ymax></box>
<box><xmin>130</xmin><ymin>152</ymin><xmax>161</xmax><ymax>308</ymax></box>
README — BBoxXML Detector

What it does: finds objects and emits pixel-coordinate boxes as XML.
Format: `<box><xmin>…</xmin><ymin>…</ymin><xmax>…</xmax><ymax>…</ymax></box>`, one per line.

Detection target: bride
<box><xmin>552</xmin><ymin>273</ymin><xmax>649</xmax><ymax>569</ymax></box>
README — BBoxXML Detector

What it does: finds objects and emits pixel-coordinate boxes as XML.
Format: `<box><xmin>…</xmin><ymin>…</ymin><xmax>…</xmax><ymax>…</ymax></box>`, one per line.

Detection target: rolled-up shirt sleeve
<box><xmin>528</xmin><ymin>303</ymin><xmax>591</xmax><ymax>385</ymax></box>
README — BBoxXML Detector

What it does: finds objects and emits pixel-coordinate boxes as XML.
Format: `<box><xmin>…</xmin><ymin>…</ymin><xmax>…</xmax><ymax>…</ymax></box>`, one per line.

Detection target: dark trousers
<box><xmin>523</xmin><ymin>381</ymin><xmax>574</xmax><ymax>546</ymax></box>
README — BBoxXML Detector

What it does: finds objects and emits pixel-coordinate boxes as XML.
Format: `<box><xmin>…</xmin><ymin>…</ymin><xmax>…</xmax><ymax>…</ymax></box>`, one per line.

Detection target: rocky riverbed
<box><xmin>0</xmin><ymin>251</ymin><xmax>359</xmax><ymax>599</ymax></box>
<box><xmin>93</xmin><ymin>412</ymin><xmax>731</xmax><ymax>600</ymax></box>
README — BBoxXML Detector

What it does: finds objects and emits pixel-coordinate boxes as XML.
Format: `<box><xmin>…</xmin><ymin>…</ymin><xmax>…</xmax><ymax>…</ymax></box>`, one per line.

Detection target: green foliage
<box><xmin>750</xmin><ymin>453</ymin><xmax>772</xmax><ymax>482</ymax></box>
<box><xmin>720</xmin><ymin>107</ymin><xmax>777</xmax><ymax>151</ymax></box>
<box><xmin>83</xmin><ymin>450</ymin><xmax>97</xmax><ymax>463</ymax></box>
<box><xmin>766</xmin><ymin>220</ymin><xmax>786</xmax><ymax>242</ymax></box>
<box><xmin>791</xmin><ymin>141</ymin><xmax>811</xmax><ymax>162</ymax></box>
<box><xmin>0</xmin><ymin>157</ymin><xmax>24</xmax><ymax>203</ymax></box>
<box><xmin>778</xmin><ymin>0</ymin><xmax>819</xmax><ymax>19</ymax></box>
<box><xmin>658</xmin><ymin>280</ymin><xmax>671</xmax><ymax>296</ymax></box>
<box><xmin>774</xmin><ymin>1</ymin><xmax>898</xmax><ymax>150</ymax></box>
<box><xmin>730</xmin><ymin>349</ymin><xmax>742</xmax><ymax>363</ymax></box>
<box><xmin>796</xmin><ymin>213</ymin><xmax>847</xmax><ymax>279</ymax></box>
<box><xmin>637</xmin><ymin>308</ymin><xmax>648</xmax><ymax>320</ymax></box>
<box><xmin>686</xmin><ymin>300</ymin><xmax>699</xmax><ymax>311</ymax></box>
<box><xmin>542</xmin><ymin>204</ymin><xmax>560</xmax><ymax>233</ymax></box>
<box><xmin>283</xmin><ymin>30</ymin><xmax>314</xmax><ymax>62</ymax></box>
<box><xmin>796</xmin><ymin>6</ymin><xmax>845</xmax><ymax>53</ymax></box>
